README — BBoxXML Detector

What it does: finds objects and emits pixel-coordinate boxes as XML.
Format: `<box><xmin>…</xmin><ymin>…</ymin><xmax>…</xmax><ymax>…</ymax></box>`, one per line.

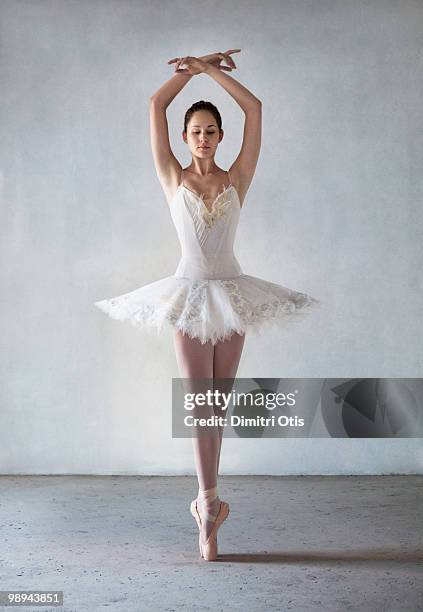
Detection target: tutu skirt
<box><xmin>94</xmin><ymin>273</ymin><xmax>322</xmax><ymax>345</ymax></box>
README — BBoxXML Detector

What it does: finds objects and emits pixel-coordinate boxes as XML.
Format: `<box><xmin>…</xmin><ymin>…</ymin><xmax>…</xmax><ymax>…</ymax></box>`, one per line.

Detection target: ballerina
<box><xmin>95</xmin><ymin>49</ymin><xmax>321</xmax><ymax>561</ymax></box>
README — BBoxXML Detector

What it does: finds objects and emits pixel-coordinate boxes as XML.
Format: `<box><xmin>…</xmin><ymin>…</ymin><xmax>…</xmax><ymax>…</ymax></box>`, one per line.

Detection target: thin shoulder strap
<box><xmin>179</xmin><ymin>168</ymin><xmax>184</xmax><ymax>187</ymax></box>
<box><xmin>227</xmin><ymin>169</ymin><xmax>232</xmax><ymax>185</ymax></box>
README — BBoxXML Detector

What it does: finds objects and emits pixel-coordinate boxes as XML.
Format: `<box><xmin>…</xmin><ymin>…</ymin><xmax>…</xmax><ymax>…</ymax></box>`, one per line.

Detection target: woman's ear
<box><xmin>219</xmin><ymin>130</ymin><xmax>224</xmax><ymax>142</ymax></box>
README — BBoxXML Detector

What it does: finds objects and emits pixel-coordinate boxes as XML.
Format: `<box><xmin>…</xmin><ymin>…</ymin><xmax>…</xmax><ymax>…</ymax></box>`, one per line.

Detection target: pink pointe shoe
<box><xmin>190</xmin><ymin>498</ymin><xmax>230</xmax><ymax>561</ymax></box>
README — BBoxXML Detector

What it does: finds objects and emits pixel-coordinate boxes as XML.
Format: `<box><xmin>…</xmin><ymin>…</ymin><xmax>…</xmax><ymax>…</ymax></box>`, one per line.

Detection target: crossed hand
<box><xmin>167</xmin><ymin>49</ymin><xmax>241</xmax><ymax>76</ymax></box>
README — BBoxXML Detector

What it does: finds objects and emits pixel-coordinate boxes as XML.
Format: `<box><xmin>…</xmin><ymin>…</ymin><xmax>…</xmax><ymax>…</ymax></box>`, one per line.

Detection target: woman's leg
<box><xmin>173</xmin><ymin>329</ymin><xmax>219</xmax><ymax>541</ymax></box>
<box><xmin>213</xmin><ymin>331</ymin><xmax>246</xmax><ymax>476</ymax></box>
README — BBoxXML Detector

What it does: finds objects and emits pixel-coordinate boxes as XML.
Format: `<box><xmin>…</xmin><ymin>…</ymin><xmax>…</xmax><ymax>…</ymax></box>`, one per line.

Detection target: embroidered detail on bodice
<box><xmin>190</xmin><ymin>185</ymin><xmax>234</xmax><ymax>228</ymax></box>
<box><xmin>179</xmin><ymin>169</ymin><xmax>237</xmax><ymax>230</ymax></box>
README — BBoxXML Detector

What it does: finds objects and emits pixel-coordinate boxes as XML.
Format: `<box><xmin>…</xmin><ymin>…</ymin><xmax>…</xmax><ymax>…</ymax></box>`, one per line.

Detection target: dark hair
<box><xmin>183</xmin><ymin>100</ymin><xmax>222</xmax><ymax>133</ymax></box>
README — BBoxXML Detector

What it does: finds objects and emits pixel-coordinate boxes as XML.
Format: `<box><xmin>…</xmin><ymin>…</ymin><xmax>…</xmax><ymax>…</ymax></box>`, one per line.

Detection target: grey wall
<box><xmin>1</xmin><ymin>0</ymin><xmax>422</xmax><ymax>474</ymax></box>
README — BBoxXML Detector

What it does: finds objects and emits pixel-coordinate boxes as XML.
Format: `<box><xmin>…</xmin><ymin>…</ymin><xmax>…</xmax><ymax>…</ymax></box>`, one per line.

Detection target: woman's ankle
<box><xmin>198</xmin><ymin>495</ymin><xmax>220</xmax><ymax>508</ymax></box>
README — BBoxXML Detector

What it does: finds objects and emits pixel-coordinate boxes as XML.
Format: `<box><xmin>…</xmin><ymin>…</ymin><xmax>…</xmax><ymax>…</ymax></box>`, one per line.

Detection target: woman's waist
<box><xmin>173</xmin><ymin>253</ymin><xmax>242</xmax><ymax>280</ymax></box>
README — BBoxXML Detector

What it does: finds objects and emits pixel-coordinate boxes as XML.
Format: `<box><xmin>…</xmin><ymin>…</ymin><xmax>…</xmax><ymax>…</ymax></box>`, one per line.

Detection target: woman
<box><xmin>95</xmin><ymin>50</ymin><xmax>320</xmax><ymax>561</ymax></box>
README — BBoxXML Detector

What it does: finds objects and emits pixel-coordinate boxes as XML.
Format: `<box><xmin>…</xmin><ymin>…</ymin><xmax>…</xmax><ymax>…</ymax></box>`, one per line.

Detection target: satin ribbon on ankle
<box><xmin>198</xmin><ymin>486</ymin><xmax>219</xmax><ymax>523</ymax></box>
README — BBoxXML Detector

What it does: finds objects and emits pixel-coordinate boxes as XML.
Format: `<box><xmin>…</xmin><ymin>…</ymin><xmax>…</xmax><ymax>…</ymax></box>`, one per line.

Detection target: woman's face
<box><xmin>183</xmin><ymin>110</ymin><xmax>223</xmax><ymax>158</ymax></box>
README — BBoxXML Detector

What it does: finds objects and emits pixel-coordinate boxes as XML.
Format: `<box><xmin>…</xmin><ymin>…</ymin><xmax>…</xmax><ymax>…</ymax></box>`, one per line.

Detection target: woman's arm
<box><xmin>202</xmin><ymin>62</ymin><xmax>262</xmax><ymax>203</ymax></box>
<box><xmin>149</xmin><ymin>73</ymin><xmax>192</xmax><ymax>200</ymax></box>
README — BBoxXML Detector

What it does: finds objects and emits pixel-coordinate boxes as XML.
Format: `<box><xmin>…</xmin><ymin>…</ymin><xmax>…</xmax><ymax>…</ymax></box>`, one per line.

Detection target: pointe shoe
<box><xmin>191</xmin><ymin>500</ymin><xmax>230</xmax><ymax>561</ymax></box>
<box><xmin>190</xmin><ymin>500</ymin><xmax>203</xmax><ymax>558</ymax></box>
<box><xmin>190</xmin><ymin>500</ymin><xmax>204</xmax><ymax>558</ymax></box>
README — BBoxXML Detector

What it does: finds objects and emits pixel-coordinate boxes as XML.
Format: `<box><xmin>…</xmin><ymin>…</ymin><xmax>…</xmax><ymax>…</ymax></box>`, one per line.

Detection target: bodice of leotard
<box><xmin>169</xmin><ymin>176</ymin><xmax>243</xmax><ymax>280</ymax></box>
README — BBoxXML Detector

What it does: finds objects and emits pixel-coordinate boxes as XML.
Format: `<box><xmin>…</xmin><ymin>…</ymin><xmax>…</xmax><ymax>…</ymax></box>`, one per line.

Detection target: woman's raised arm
<box><xmin>204</xmin><ymin>62</ymin><xmax>262</xmax><ymax>204</ymax></box>
<box><xmin>149</xmin><ymin>73</ymin><xmax>193</xmax><ymax>196</ymax></box>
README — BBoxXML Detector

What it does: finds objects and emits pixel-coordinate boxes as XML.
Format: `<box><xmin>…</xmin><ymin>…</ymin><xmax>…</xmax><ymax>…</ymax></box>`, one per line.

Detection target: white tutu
<box><xmin>94</xmin><ymin>273</ymin><xmax>321</xmax><ymax>345</ymax></box>
<box><xmin>94</xmin><ymin>174</ymin><xmax>321</xmax><ymax>344</ymax></box>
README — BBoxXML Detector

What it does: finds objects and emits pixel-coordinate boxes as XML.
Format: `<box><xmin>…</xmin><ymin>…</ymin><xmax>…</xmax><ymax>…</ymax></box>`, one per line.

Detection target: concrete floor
<box><xmin>0</xmin><ymin>475</ymin><xmax>422</xmax><ymax>612</ymax></box>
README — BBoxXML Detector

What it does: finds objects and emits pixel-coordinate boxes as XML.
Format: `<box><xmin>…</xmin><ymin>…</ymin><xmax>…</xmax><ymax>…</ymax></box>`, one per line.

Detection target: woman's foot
<box><xmin>190</xmin><ymin>493</ymin><xmax>230</xmax><ymax>561</ymax></box>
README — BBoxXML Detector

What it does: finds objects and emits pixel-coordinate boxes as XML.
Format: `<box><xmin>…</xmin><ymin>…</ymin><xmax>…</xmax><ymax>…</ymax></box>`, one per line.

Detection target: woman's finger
<box><xmin>168</xmin><ymin>57</ymin><xmax>179</xmax><ymax>65</ymax></box>
<box><xmin>225</xmin><ymin>53</ymin><xmax>237</xmax><ymax>68</ymax></box>
<box><xmin>176</xmin><ymin>56</ymin><xmax>191</xmax><ymax>73</ymax></box>
<box><xmin>224</xmin><ymin>49</ymin><xmax>240</xmax><ymax>67</ymax></box>
<box><xmin>175</xmin><ymin>56</ymin><xmax>186</xmax><ymax>71</ymax></box>
<box><xmin>218</xmin><ymin>53</ymin><xmax>235</xmax><ymax>69</ymax></box>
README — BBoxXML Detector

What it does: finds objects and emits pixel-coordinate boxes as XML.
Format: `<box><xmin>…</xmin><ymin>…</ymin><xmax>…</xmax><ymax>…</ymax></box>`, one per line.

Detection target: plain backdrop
<box><xmin>1</xmin><ymin>0</ymin><xmax>422</xmax><ymax>474</ymax></box>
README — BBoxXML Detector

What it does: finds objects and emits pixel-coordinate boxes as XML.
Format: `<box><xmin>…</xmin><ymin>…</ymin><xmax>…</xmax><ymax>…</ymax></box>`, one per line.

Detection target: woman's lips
<box><xmin>199</xmin><ymin>146</ymin><xmax>209</xmax><ymax>149</ymax></box>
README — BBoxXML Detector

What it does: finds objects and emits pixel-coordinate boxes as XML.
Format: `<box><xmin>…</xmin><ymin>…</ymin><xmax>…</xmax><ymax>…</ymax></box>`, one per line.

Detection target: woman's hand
<box><xmin>168</xmin><ymin>56</ymin><xmax>209</xmax><ymax>75</ymax></box>
<box><xmin>168</xmin><ymin>49</ymin><xmax>241</xmax><ymax>75</ymax></box>
<box><xmin>199</xmin><ymin>49</ymin><xmax>241</xmax><ymax>71</ymax></box>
